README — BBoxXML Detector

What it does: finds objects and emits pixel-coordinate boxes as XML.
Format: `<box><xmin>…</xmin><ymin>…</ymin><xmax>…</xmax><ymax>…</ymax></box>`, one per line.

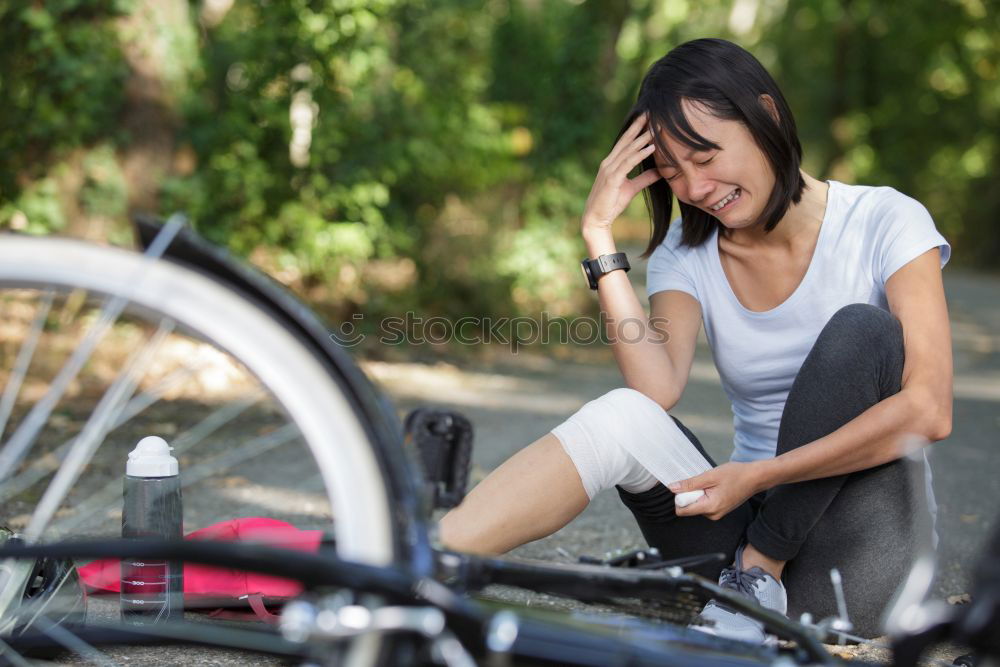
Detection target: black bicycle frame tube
<box><xmin>449</xmin><ymin>552</ymin><xmax>833</xmax><ymax>664</ymax></box>
<box><xmin>0</xmin><ymin>539</ymin><xmax>835</xmax><ymax>665</ymax></box>
<box><xmin>6</xmin><ymin>623</ymin><xmax>309</xmax><ymax>660</ymax></box>
<box><xmin>0</xmin><ymin>539</ymin><xmax>414</xmax><ymax>599</ymax></box>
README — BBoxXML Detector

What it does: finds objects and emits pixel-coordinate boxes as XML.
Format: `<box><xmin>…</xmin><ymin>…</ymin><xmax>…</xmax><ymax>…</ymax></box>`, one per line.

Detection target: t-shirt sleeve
<box><xmin>873</xmin><ymin>190</ymin><xmax>951</xmax><ymax>286</ymax></box>
<box><xmin>645</xmin><ymin>240</ymin><xmax>699</xmax><ymax>302</ymax></box>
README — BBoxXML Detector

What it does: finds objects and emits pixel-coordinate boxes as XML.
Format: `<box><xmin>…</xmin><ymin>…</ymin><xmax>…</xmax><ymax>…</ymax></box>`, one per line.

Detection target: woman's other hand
<box><xmin>581</xmin><ymin>113</ymin><xmax>662</xmax><ymax>238</ymax></box>
<box><xmin>668</xmin><ymin>462</ymin><xmax>766</xmax><ymax>521</ymax></box>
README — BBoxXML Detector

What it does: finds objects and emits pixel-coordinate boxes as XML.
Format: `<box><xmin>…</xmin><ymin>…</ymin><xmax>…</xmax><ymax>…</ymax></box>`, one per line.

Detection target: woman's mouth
<box><xmin>709</xmin><ymin>188</ymin><xmax>741</xmax><ymax>213</ymax></box>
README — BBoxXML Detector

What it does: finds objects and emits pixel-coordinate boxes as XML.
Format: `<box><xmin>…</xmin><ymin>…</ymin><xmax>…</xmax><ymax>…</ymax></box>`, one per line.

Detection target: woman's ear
<box><xmin>758</xmin><ymin>94</ymin><xmax>780</xmax><ymax>125</ymax></box>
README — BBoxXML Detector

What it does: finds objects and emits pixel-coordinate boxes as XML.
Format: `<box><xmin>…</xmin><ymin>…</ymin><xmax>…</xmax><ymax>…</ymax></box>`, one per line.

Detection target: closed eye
<box><xmin>655</xmin><ymin>163</ymin><xmax>679</xmax><ymax>182</ymax></box>
<box><xmin>661</xmin><ymin>154</ymin><xmax>714</xmax><ymax>181</ymax></box>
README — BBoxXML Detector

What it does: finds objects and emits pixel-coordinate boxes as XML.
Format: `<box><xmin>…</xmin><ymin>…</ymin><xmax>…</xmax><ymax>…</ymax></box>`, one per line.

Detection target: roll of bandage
<box><xmin>675</xmin><ymin>489</ymin><xmax>705</xmax><ymax>508</ymax></box>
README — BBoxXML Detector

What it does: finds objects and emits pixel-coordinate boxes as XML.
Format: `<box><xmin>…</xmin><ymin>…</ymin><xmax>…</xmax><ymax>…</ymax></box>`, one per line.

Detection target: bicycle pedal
<box><xmin>403</xmin><ymin>408</ymin><xmax>473</xmax><ymax>510</ymax></box>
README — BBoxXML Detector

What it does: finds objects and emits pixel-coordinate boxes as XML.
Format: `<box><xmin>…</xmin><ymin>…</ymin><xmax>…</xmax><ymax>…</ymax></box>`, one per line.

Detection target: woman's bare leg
<box><xmin>437</xmin><ymin>432</ymin><xmax>589</xmax><ymax>555</ymax></box>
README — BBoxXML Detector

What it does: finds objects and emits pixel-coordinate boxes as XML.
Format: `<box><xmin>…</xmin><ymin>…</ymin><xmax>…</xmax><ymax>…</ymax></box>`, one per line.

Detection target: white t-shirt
<box><xmin>646</xmin><ymin>179</ymin><xmax>951</xmax><ymax>464</ymax></box>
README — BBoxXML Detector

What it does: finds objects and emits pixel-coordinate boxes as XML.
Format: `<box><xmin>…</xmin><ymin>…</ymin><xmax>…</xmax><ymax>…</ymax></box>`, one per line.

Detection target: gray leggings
<box><xmin>616</xmin><ymin>303</ymin><xmax>930</xmax><ymax>638</ymax></box>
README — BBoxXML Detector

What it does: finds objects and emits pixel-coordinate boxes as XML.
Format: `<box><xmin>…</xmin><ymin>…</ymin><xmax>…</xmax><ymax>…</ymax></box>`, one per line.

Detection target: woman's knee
<box><xmin>824</xmin><ymin>303</ymin><xmax>903</xmax><ymax>350</ymax></box>
<box><xmin>600</xmin><ymin>387</ymin><xmax>666</xmax><ymax>415</ymax></box>
<box><xmin>581</xmin><ymin>388</ymin><xmax>679</xmax><ymax>447</ymax></box>
<box><xmin>807</xmin><ymin>304</ymin><xmax>904</xmax><ymax>376</ymax></box>
<box><xmin>551</xmin><ymin>389</ymin><xmax>662</xmax><ymax>499</ymax></box>
<box><xmin>599</xmin><ymin>389</ymin><xmax>708</xmax><ymax>455</ymax></box>
<box><xmin>550</xmin><ymin>388</ymin><xmax>709</xmax><ymax>499</ymax></box>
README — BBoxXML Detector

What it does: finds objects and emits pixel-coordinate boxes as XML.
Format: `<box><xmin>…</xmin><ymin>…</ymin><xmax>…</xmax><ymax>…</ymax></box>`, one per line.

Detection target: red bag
<box><xmin>79</xmin><ymin>517</ymin><xmax>324</xmax><ymax>622</ymax></box>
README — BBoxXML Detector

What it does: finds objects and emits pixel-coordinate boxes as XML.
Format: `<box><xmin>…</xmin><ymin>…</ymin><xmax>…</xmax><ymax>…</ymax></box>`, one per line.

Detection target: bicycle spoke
<box><xmin>51</xmin><ymin>420</ymin><xmax>295</xmax><ymax>536</ymax></box>
<box><xmin>168</xmin><ymin>391</ymin><xmax>265</xmax><ymax>453</ymax></box>
<box><xmin>31</xmin><ymin>616</ymin><xmax>119</xmax><ymax>667</ymax></box>
<box><xmin>24</xmin><ymin>321</ymin><xmax>174</xmax><ymax>542</ymax></box>
<box><xmin>0</xmin><ymin>290</ymin><xmax>53</xmax><ymax>442</ymax></box>
<box><xmin>0</xmin><ymin>218</ymin><xmax>184</xmax><ymax>483</ymax></box>
<box><xmin>177</xmin><ymin>423</ymin><xmax>298</xmax><ymax>487</ymax></box>
<box><xmin>63</xmin><ymin>423</ymin><xmax>299</xmax><ymax>534</ymax></box>
<box><xmin>5</xmin><ymin>561</ymin><xmax>78</xmax><ymax>634</ymax></box>
<box><xmin>0</xmin><ymin>365</ymin><xmax>199</xmax><ymax>506</ymax></box>
<box><xmin>114</xmin><ymin>365</ymin><xmax>198</xmax><ymax>423</ymax></box>
<box><xmin>51</xmin><ymin>393</ymin><xmax>265</xmax><ymax>535</ymax></box>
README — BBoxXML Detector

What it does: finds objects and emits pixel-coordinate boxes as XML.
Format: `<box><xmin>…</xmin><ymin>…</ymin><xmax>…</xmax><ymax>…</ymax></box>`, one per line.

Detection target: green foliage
<box><xmin>494</xmin><ymin>162</ymin><xmax>595</xmax><ymax>315</ymax></box>
<box><xmin>0</xmin><ymin>1</ymin><xmax>130</xmax><ymax>208</ymax></box>
<box><xmin>0</xmin><ymin>178</ymin><xmax>65</xmax><ymax>235</ymax></box>
<box><xmin>1</xmin><ymin>0</ymin><xmax>997</xmax><ymax>329</ymax></box>
<box><xmin>159</xmin><ymin>0</ymin><xmax>519</xmax><ymax>314</ymax></box>
<box><xmin>764</xmin><ymin>0</ymin><xmax>1000</xmax><ymax>265</ymax></box>
<box><xmin>79</xmin><ymin>144</ymin><xmax>128</xmax><ymax>219</ymax></box>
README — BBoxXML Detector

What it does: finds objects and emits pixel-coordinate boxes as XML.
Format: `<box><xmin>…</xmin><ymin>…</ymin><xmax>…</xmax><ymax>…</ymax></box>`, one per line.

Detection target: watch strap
<box><xmin>582</xmin><ymin>252</ymin><xmax>630</xmax><ymax>290</ymax></box>
<box><xmin>596</xmin><ymin>252</ymin><xmax>630</xmax><ymax>274</ymax></box>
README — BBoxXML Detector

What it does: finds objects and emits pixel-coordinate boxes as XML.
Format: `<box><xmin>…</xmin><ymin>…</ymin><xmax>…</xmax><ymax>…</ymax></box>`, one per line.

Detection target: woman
<box><xmin>439</xmin><ymin>38</ymin><xmax>952</xmax><ymax>642</ymax></box>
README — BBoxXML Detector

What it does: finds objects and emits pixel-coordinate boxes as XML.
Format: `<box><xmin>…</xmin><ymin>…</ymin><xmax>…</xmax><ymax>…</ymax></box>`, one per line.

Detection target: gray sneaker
<box><xmin>691</xmin><ymin>543</ymin><xmax>787</xmax><ymax>644</ymax></box>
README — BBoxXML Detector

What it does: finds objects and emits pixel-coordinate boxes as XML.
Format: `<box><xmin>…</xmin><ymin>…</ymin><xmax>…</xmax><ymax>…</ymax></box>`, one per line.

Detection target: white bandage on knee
<box><xmin>551</xmin><ymin>388</ymin><xmax>712</xmax><ymax>500</ymax></box>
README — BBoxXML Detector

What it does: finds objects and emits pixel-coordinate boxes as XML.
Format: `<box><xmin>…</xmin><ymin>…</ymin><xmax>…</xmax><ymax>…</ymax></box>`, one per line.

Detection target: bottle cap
<box><xmin>126</xmin><ymin>436</ymin><xmax>179</xmax><ymax>477</ymax></box>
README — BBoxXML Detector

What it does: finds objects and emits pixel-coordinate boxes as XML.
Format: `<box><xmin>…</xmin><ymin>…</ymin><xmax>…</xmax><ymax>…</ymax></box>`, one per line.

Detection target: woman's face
<box><xmin>652</xmin><ymin>99</ymin><xmax>775</xmax><ymax>232</ymax></box>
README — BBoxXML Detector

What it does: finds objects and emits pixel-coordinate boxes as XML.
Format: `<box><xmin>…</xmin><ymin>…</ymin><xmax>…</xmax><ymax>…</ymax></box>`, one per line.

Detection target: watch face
<box><xmin>580</xmin><ymin>259</ymin><xmax>596</xmax><ymax>288</ymax></box>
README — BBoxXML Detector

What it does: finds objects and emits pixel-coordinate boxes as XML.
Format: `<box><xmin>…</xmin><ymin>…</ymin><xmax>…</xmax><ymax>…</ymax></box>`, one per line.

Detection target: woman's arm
<box><xmin>586</xmin><ymin>239</ymin><xmax>703</xmax><ymax>412</ymax></box>
<box><xmin>581</xmin><ymin>114</ymin><xmax>701</xmax><ymax>411</ymax></box>
<box><xmin>758</xmin><ymin>247</ymin><xmax>951</xmax><ymax>484</ymax></box>
<box><xmin>671</xmin><ymin>248</ymin><xmax>952</xmax><ymax>519</ymax></box>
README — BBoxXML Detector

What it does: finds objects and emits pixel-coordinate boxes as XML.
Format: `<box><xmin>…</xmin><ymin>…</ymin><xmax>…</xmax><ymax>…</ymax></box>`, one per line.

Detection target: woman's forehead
<box><xmin>678</xmin><ymin>98</ymin><xmax>723</xmax><ymax>127</ymax></box>
<box><xmin>650</xmin><ymin>103</ymin><xmax>742</xmax><ymax>165</ymax></box>
<box><xmin>651</xmin><ymin>127</ymin><xmax>720</xmax><ymax>166</ymax></box>
<box><xmin>656</xmin><ymin>102</ymin><xmax>730</xmax><ymax>141</ymax></box>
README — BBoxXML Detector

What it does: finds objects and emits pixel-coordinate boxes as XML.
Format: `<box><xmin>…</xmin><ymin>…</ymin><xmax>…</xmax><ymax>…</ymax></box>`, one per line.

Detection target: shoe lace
<box><xmin>718</xmin><ymin>565</ymin><xmax>765</xmax><ymax>601</ymax></box>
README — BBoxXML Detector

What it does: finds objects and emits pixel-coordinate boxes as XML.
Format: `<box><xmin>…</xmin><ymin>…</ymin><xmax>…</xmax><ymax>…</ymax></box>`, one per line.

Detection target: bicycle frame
<box><xmin>5</xmin><ymin>528</ymin><xmax>996</xmax><ymax>665</ymax></box>
<box><xmin>0</xmin><ymin>537</ymin><xmax>832</xmax><ymax>665</ymax></box>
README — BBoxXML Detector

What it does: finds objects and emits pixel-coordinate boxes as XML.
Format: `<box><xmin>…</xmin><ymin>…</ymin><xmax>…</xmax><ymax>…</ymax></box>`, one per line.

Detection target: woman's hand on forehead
<box><xmin>581</xmin><ymin>112</ymin><xmax>662</xmax><ymax>235</ymax></box>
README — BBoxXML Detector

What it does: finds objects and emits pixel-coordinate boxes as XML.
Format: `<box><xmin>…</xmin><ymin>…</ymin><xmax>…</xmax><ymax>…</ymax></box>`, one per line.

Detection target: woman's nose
<box><xmin>687</xmin><ymin>173</ymin><xmax>715</xmax><ymax>203</ymax></box>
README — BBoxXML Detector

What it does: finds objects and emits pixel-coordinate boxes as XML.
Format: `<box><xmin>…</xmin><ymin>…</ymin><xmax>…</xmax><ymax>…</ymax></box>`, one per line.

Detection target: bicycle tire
<box><xmin>0</xmin><ymin>233</ymin><xmax>412</xmax><ymax>664</ymax></box>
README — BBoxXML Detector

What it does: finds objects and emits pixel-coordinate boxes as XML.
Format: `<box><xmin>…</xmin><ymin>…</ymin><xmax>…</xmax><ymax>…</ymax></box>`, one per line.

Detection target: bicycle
<box><xmin>0</xmin><ymin>218</ymin><xmax>994</xmax><ymax>666</ymax></box>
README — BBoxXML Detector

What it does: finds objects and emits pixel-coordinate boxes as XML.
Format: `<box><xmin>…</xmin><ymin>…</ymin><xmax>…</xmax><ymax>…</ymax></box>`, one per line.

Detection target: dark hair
<box><xmin>626</xmin><ymin>38</ymin><xmax>806</xmax><ymax>258</ymax></box>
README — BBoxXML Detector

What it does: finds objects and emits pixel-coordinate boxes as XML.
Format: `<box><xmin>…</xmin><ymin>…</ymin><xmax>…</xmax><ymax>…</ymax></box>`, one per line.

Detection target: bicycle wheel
<box><xmin>0</xmin><ymin>231</ymin><xmax>416</xmax><ymax>664</ymax></box>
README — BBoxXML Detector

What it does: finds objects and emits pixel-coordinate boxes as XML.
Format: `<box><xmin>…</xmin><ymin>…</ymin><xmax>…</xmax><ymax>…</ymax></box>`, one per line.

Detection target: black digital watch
<box><xmin>580</xmin><ymin>252</ymin><xmax>630</xmax><ymax>290</ymax></box>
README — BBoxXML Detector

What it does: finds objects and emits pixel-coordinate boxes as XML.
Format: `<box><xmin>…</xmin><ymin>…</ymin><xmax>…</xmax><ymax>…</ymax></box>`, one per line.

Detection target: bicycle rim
<box><xmin>0</xmin><ymin>234</ymin><xmax>404</xmax><ymax>664</ymax></box>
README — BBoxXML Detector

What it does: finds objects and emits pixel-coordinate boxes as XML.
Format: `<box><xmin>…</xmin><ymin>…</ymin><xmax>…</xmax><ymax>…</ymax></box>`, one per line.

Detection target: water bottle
<box><xmin>120</xmin><ymin>436</ymin><xmax>183</xmax><ymax>625</ymax></box>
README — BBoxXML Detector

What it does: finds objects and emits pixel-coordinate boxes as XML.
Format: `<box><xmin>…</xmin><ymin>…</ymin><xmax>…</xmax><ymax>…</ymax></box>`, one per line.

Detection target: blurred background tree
<box><xmin>1</xmin><ymin>0</ymin><xmax>997</xmax><ymax>335</ymax></box>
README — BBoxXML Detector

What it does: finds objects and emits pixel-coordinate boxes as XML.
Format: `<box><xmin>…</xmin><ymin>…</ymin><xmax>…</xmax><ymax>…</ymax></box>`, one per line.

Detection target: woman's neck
<box><xmin>724</xmin><ymin>171</ymin><xmax>829</xmax><ymax>249</ymax></box>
